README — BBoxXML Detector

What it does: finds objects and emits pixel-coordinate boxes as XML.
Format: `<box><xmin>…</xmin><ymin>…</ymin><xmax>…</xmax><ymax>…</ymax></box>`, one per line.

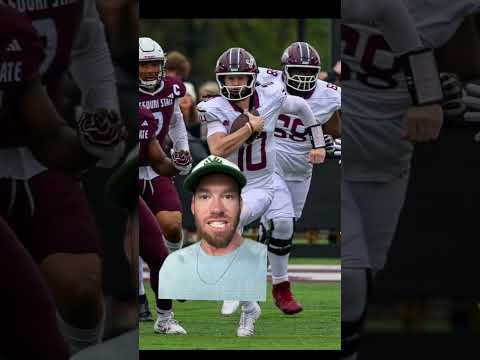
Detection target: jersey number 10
<box><xmin>238</xmin><ymin>132</ymin><xmax>267</xmax><ymax>171</ymax></box>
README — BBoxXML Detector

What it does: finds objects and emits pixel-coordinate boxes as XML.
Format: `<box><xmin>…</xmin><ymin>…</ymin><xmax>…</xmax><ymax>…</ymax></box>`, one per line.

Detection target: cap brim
<box><xmin>184</xmin><ymin>163</ymin><xmax>246</xmax><ymax>193</ymax></box>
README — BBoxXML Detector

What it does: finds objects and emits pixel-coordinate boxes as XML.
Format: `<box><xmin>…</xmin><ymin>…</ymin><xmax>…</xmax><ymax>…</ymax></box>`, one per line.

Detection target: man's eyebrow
<box><xmin>195</xmin><ymin>187</ymin><xmax>210</xmax><ymax>194</ymax></box>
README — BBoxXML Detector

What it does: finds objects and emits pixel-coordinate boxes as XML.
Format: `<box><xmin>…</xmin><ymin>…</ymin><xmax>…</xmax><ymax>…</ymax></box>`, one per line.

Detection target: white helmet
<box><xmin>139</xmin><ymin>37</ymin><xmax>166</xmax><ymax>89</ymax></box>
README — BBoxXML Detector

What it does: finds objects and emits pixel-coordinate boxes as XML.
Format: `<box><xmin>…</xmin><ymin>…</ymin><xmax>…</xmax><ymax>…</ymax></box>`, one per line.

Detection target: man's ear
<box><xmin>191</xmin><ymin>196</ymin><xmax>195</xmax><ymax>216</ymax></box>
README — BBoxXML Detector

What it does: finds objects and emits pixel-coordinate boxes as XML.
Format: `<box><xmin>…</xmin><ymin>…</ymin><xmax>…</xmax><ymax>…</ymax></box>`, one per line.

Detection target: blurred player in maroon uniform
<box><xmin>0</xmin><ymin>4</ymin><xmax>124</xmax><ymax>358</ymax></box>
<box><xmin>2</xmin><ymin>0</ymin><xmax>126</xmax><ymax>354</ymax></box>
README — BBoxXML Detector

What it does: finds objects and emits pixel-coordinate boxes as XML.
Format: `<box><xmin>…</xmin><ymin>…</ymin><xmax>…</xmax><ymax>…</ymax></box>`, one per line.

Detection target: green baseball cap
<box><xmin>184</xmin><ymin>155</ymin><xmax>247</xmax><ymax>193</ymax></box>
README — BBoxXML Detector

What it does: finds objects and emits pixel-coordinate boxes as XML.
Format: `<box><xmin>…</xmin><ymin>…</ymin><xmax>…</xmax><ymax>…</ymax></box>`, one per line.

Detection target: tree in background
<box><xmin>140</xmin><ymin>19</ymin><xmax>332</xmax><ymax>86</ymax></box>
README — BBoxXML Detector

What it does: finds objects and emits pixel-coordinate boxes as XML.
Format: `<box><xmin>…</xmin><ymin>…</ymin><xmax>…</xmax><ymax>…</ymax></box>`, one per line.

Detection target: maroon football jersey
<box><xmin>0</xmin><ymin>4</ymin><xmax>44</xmax><ymax>148</ymax></box>
<box><xmin>138</xmin><ymin>106</ymin><xmax>158</xmax><ymax>166</ymax></box>
<box><xmin>138</xmin><ymin>75</ymin><xmax>186</xmax><ymax>146</ymax></box>
<box><xmin>4</xmin><ymin>0</ymin><xmax>84</xmax><ymax>101</ymax></box>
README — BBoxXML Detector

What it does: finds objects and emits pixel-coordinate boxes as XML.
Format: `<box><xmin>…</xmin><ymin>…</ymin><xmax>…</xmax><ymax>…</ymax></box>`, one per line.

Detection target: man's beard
<box><xmin>196</xmin><ymin>213</ymin><xmax>240</xmax><ymax>249</ymax></box>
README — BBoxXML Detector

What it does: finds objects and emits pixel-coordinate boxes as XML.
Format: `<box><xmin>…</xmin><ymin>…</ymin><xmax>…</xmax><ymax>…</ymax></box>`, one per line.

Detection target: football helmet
<box><xmin>139</xmin><ymin>37</ymin><xmax>166</xmax><ymax>89</ymax></box>
<box><xmin>215</xmin><ymin>48</ymin><xmax>258</xmax><ymax>101</ymax></box>
<box><xmin>281</xmin><ymin>42</ymin><xmax>321</xmax><ymax>92</ymax></box>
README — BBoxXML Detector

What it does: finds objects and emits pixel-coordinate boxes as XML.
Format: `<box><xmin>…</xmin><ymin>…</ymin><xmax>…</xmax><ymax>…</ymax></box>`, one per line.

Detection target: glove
<box><xmin>324</xmin><ymin>134</ymin><xmax>341</xmax><ymax>158</ymax></box>
<box><xmin>77</xmin><ymin>108</ymin><xmax>127</xmax><ymax>168</ymax></box>
<box><xmin>324</xmin><ymin>134</ymin><xmax>335</xmax><ymax>154</ymax></box>
<box><xmin>333</xmin><ymin>138</ymin><xmax>341</xmax><ymax>157</ymax></box>
<box><xmin>463</xmin><ymin>82</ymin><xmax>480</xmax><ymax>123</ymax></box>
<box><xmin>170</xmin><ymin>149</ymin><xmax>192</xmax><ymax>175</ymax></box>
<box><xmin>440</xmin><ymin>73</ymin><xmax>480</xmax><ymax>123</ymax></box>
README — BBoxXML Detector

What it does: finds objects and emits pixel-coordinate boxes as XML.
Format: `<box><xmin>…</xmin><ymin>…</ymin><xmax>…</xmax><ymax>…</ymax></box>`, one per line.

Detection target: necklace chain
<box><xmin>196</xmin><ymin>243</ymin><xmax>241</xmax><ymax>285</ymax></box>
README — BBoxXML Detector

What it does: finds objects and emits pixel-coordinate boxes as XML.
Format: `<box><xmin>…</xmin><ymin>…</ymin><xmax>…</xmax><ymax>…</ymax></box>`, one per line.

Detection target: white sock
<box><xmin>139</xmin><ymin>258</ymin><xmax>145</xmax><ymax>296</ymax></box>
<box><xmin>157</xmin><ymin>308</ymin><xmax>172</xmax><ymax>321</ymax></box>
<box><xmin>268</xmin><ymin>218</ymin><xmax>294</xmax><ymax>285</ymax></box>
<box><xmin>165</xmin><ymin>232</ymin><xmax>184</xmax><ymax>253</ymax></box>
<box><xmin>240</xmin><ymin>301</ymin><xmax>257</xmax><ymax>313</ymax></box>
<box><xmin>269</xmin><ymin>252</ymin><xmax>289</xmax><ymax>285</ymax></box>
<box><xmin>57</xmin><ymin>311</ymin><xmax>104</xmax><ymax>355</ymax></box>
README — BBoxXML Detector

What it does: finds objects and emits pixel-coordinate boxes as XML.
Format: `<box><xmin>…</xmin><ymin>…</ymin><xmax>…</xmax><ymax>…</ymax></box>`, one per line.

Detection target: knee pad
<box><xmin>341</xmin><ymin>268</ymin><xmax>373</xmax><ymax>358</ymax></box>
<box><xmin>267</xmin><ymin>218</ymin><xmax>294</xmax><ymax>256</ymax></box>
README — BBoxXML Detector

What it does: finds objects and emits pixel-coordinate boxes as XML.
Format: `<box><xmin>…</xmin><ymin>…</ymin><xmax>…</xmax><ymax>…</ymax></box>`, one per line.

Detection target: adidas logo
<box><xmin>6</xmin><ymin>39</ymin><xmax>22</xmax><ymax>52</ymax></box>
<box><xmin>168</xmin><ymin>93</ymin><xmax>174</xmax><ymax>98</ymax></box>
<box><xmin>141</xmin><ymin>120</ymin><xmax>149</xmax><ymax>126</ymax></box>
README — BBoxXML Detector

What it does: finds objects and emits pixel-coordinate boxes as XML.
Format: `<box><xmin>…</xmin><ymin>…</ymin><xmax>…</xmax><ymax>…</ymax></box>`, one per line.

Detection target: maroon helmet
<box><xmin>281</xmin><ymin>42</ymin><xmax>321</xmax><ymax>92</ymax></box>
<box><xmin>215</xmin><ymin>47</ymin><xmax>258</xmax><ymax>101</ymax></box>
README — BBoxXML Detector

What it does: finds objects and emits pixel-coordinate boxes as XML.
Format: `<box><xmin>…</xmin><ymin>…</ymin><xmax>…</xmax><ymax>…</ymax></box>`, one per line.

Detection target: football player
<box><xmin>0</xmin><ymin>3</ymin><xmax>124</xmax><ymax>357</ymax></box>
<box><xmin>341</xmin><ymin>1</ymin><xmax>480</xmax><ymax>359</ymax></box>
<box><xmin>197</xmin><ymin>47</ymin><xmax>326</xmax><ymax>335</ymax></box>
<box><xmin>138</xmin><ymin>36</ymin><xmax>192</xmax><ymax>325</ymax></box>
<box><xmin>252</xmin><ymin>42</ymin><xmax>341</xmax><ymax>316</ymax></box>
<box><xmin>1</xmin><ymin>0</ymin><xmax>126</xmax><ymax>354</ymax></box>
<box><xmin>138</xmin><ymin>105</ymin><xmax>187</xmax><ymax>334</ymax></box>
<box><xmin>138</xmin><ymin>37</ymin><xmax>192</xmax><ymax>253</ymax></box>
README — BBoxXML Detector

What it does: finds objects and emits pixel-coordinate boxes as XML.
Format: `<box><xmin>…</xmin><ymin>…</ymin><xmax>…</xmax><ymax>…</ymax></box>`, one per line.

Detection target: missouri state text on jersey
<box><xmin>0</xmin><ymin>4</ymin><xmax>44</xmax><ymax>148</ymax></box>
<box><xmin>0</xmin><ymin>5</ymin><xmax>43</xmax><ymax>89</ymax></box>
<box><xmin>138</xmin><ymin>106</ymin><xmax>158</xmax><ymax>167</ymax></box>
<box><xmin>256</xmin><ymin>67</ymin><xmax>341</xmax><ymax>180</ymax></box>
<box><xmin>2</xmin><ymin>0</ymin><xmax>84</xmax><ymax>97</ymax></box>
<box><xmin>197</xmin><ymin>81</ymin><xmax>288</xmax><ymax>189</ymax></box>
<box><xmin>138</xmin><ymin>75</ymin><xmax>186</xmax><ymax>145</ymax></box>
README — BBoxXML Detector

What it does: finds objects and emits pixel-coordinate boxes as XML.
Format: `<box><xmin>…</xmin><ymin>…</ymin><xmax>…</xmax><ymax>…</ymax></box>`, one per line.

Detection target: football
<box><xmin>230</xmin><ymin>110</ymin><xmax>260</xmax><ymax>144</ymax></box>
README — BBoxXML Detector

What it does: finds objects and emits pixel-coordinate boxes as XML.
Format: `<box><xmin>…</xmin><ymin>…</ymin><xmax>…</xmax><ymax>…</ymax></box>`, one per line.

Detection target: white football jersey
<box><xmin>197</xmin><ymin>81</ymin><xmax>287</xmax><ymax>190</ymax></box>
<box><xmin>341</xmin><ymin>0</ymin><xmax>480</xmax><ymax>181</ymax></box>
<box><xmin>257</xmin><ymin>67</ymin><xmax>341</xmax><ymax>180</ymax></box>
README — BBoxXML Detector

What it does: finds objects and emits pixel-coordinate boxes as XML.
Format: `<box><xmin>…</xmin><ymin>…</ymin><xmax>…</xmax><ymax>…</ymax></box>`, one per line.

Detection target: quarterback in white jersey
<box><xmin>198</xmin><ymin>47</ymin><xmax>325</xmax><ymax>229</ymax></box>
<box><xmin>197</xmin><ymin>47</ymin><xmax>325</xmax><ymax>320</ymax></box>
<box><xmin>341</xmin><ymin>1</ymin><xmax>480</xmax><ymax>359</ymax></box>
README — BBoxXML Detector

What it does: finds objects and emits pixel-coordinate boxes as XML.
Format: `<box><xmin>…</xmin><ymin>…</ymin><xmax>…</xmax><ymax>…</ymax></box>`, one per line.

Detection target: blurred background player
<box><xmin>255</xmin><ymin>41</ymin><xmax>341</xmax><ymax>315</ymax></box>
<box><xmin>372</xmin><ymin>9</ymin><xmax>480</xmax><ymax>343</ymax></box>
<box><xmin>197</xmin><ymin>47</ymin><xmax>325</xmax><ymax>330</ymax></box>
<box><xmin>138</xmin><ymin>106</ymin><xmax>188</xmax><ymax>334</ymax></box>
<box><xmin>341</xmin><ymin>0</ymin><xmax>479</xmax><ymax>359</ymax></box>
<box><xmin>0</xmin><ymin>2</ymin><xmax>126</xmax><ymax>357</ymax></box>
<box><xmin>138</xmin><ymin>36</ymin><xmax>193</xmax><ymax>324</ymax></box>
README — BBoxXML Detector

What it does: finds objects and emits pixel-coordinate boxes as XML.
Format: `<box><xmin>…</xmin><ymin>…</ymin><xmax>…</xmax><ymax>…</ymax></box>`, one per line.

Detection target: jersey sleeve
<box><xmin>168</xmin><ymin>98</ymin><xmax>190</xmax><ymax>151</ymax></box>
<box><xmin>69</xmin><ymin>0</ymin><xmax>120</xmax><ymax>113</ymax></box>
<box><xmin>197</xmin><ymin>100</ymin><xmax>228</xmax><ymax>137</ymax></box>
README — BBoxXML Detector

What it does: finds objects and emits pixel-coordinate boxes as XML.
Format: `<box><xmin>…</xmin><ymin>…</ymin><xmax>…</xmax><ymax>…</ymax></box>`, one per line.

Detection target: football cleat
<box><xmin>236</xmin><ymin>302</ymin><xmax>261</xmax><ymax>337</ymax></box>
<box><xmin>272</xmin><ymin>281</ymin><xmax>303</xmax><ymax>315</ymax></box>
<box><xmin>154</xmin><ymin>313</ymin><xmax>187</xmax><ymax>335</ymax></box>
<box><xmin>139</xmin><ymin>296</ymin><xmax>153</xmax><ymax>322</ymax></box>
<box><xmin>221</xmin><ymin>300</ymin><xmax>240</xmax><ymax>316</ymax></box>
<box><xmin>139</xmin><ymin>309</ymin><xmax>154</xmax><ymax>322</ymax></box>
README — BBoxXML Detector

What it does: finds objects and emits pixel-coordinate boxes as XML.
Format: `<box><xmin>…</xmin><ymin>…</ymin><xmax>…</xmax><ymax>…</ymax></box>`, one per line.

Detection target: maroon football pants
<box><xmin>0</xmin><ymin>216</ymin><xmax>69</xmax><ymax>359</ymax></box>
<box><xmin>139</xmin><ymin>196</ymin><xmax>172</xmax><ymax>311</ymax></box>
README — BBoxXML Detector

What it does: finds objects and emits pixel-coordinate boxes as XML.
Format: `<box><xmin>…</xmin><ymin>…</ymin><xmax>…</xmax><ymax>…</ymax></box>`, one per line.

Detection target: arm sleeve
<box><xmin>281</xmin><ymin>95</ymin><xmax>317</xmax><ymax>128</ymax></box>
<box><xmin>69</xmin><ymin>0</ymin><xmax>120</xmax><ymax>113</ymax></box>
<box><xmin>342</xmin><ymin>0</ymin><xmax>423</xmax><ymax>54</ymax></box>
<box><xmin>168</xmin><ymin>98</ymin><xmax>190</xmax><ymax>151</ymax></box>
<box><xmin>197</xmin><ymin>102</ymin><xmax>228</xmax><ymax>137</ymax></box>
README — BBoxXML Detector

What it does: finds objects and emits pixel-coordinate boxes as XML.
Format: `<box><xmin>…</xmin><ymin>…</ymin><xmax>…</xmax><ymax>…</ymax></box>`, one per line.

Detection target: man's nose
<box><xmin>209</xmin><ymin>197</ymin><xmax>225</xmax><ymax>215</ymax></box>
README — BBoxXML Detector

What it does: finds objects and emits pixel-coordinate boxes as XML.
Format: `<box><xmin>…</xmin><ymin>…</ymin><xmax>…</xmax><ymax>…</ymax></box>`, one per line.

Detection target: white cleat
<box><xmin>221</xmin><ymin>300</ymin><xmax>240</xmax><ymax>315</ymax></box>
<box><xmin>154</xmin><ymin>313</ymin><xmax>187</xmax><ymax>335</ymax></box>
<box><xmin>236</xmin><ymin>302</ymin><xmax>261</xmax><ymax>337</ymax></box>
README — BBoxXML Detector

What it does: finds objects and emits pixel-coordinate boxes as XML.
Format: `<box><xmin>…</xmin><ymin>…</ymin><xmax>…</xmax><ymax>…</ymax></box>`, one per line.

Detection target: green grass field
<box><xmin>289</xmin><ymin>257</ymin><xmax>340</xmax><ymax>265</ymax></box>
<box><xmin>140</xmin><ymin>280</ymin><xmax>340</xmax><ymax>350</ymax></box>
